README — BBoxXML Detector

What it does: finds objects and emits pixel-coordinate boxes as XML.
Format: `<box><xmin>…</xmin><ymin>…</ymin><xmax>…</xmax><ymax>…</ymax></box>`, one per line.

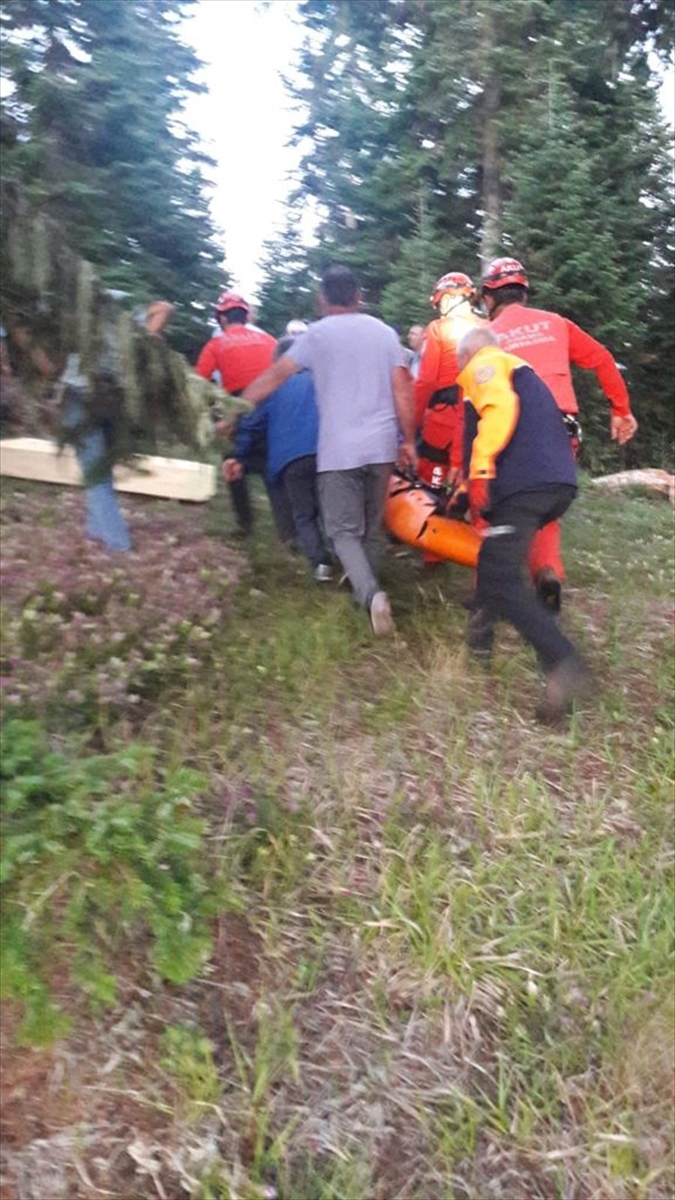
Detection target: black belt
<box><xmin>428</xmin><ymin>384</ymin><xmax>459</xmax><ymax>408</ymax></box>
<box><xmin>418</xmin><ymin>439</ymin><xmax>450</xmax><ymax>463</ymax></box>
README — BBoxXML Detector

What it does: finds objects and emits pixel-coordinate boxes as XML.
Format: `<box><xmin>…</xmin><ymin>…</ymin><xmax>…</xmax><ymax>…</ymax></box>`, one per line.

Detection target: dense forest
<box><xmin>257</xmin><ymin>0</ymin><xmax>675</xmax><ymax>470</ymax></box>
<box><xmin>1</xmin><ymin>0</ymin><xmax>674</xmax><ymax>468</ymax></box>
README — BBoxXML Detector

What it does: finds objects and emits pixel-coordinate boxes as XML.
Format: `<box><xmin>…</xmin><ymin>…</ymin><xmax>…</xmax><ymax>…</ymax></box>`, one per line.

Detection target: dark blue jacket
<box><xmin>233</xmin><ymin>371</ymin><xmax>319</xmax><ymax>483</ymax></box>
<box><xmin>458</xmin><ymin>347</ymin><xmax>576</xmax><ymax>504</ymax></box>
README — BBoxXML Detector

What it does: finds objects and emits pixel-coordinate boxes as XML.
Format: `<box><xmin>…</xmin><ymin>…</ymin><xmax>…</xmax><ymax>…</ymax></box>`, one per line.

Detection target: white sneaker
<box><xmin>369</xmin><ymin>591</ymin><xmax>395</xmax><ymax>636</ymax></box>
<box><xmin>314</xmin><ymin>563</ymin><xmax>333</xmax><ymax>582</ymax></box>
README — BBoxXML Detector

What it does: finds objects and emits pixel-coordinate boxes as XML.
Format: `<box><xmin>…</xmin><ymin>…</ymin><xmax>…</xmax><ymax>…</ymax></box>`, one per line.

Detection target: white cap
<box><xmin>285</xmin><ymin>319</ymin><xmax>309</xmax><ymax>336</ymax></box>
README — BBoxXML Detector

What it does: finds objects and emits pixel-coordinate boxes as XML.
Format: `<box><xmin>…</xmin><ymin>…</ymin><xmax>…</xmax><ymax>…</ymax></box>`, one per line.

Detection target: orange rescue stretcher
<box><xmin>384</xmin><ymin>470</ymin><xmax>480</xmax><ymax>568</ymax></box>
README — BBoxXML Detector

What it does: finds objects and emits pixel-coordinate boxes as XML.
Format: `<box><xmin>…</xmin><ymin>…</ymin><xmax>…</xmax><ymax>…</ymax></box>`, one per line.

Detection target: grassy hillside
<box><xmin>1</xmin><ymin>475</ymin><xmax>673</xmax><ymax>1200</ymax></box>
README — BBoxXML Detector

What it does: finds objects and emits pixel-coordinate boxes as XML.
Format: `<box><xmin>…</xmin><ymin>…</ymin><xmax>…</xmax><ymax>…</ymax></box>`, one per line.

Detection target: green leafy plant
<box><xmin>161</xmin><ymin>1022</ymin><xmax>222</xmax><ymax>1118</ymax></box>
<box><xmin>1</xmin><ymin>719</ymin><xmax>224</xmax><ymax>1042</ymax></box>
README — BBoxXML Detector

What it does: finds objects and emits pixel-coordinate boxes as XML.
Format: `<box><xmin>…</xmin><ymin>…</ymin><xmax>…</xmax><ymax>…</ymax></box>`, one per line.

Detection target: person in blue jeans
<box><xmin>222</xmin><ymin>337</ymin><xmax>333</xmax><ymax>581</ymax></box>
<box><xmin>59</xmin><ymin>354</ymin><xmax>132</xmax><ymax>551</ymax></box>
<box><xmin>58</xmin><ymin>301</ymin><xmax>174</xmax><ymax>552</ymax></box>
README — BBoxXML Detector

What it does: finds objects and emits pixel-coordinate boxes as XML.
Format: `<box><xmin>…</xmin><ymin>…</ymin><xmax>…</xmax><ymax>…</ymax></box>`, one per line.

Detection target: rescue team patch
<box><xmin>475</xmin><ymin>365</ymin><xmax>495</xmax><ymax>383</ymax></box>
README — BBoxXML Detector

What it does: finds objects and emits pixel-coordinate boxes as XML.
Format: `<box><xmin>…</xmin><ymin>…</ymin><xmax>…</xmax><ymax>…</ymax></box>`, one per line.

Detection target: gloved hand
<box><xmin>468</xmin><ymin>478</ymin><xmax>491</xmax><ymax>530</ymax></box>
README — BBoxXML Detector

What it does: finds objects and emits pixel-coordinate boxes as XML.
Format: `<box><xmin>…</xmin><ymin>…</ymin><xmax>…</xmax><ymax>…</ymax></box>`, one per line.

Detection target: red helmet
<box><xmin>430</xmin><ymin>272</ymin><xmax>474</xmax><ymax>306</ymax></box>
<box><xmin>214</xmin><ymin>291</ymin><xmax>250</xmax><ymax>318</ymax></box>
<box><xmin>481</xmin><ymin>258</ymin><xmax>529</xmax><ymax>291</ymax></box>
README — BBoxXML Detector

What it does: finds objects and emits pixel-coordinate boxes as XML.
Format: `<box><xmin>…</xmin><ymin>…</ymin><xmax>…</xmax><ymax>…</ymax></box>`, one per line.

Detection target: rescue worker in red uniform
<box><xmin>195</xmin><ymin>292</ymin><xmax>293</xmax><ymax>540</ymax></box>
<box><xmin>195</xmin><ymin>291</ymin><xmax>277</xmax><ymax>395</ymax></box>
<box><xmin>415</xmin><ymin>272</ymin><xmax>486</xmax><ymax>495</ymax></box>
<box><xmin>480</xmin><ymin>258</ymin><xmax>638</xmax><ymax>611</ymax></box>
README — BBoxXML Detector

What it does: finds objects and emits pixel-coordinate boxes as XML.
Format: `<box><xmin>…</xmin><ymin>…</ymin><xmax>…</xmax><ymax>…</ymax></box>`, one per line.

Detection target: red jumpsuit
<box><xmin>491</xmin><ymin>303</ymin><xmax>632</xmax><ymax>581</ymax></box>
<box><xmin>414</xmin><ymin>309</ymin><xmax>486</xmax><ymax>490</ymax></box>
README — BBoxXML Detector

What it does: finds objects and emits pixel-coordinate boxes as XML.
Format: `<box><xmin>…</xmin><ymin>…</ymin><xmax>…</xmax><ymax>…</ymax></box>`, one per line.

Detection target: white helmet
<box><xmin>285</xmin><ymin>319</ymin><xmax>309</xmax><ymax>336</ymax></box>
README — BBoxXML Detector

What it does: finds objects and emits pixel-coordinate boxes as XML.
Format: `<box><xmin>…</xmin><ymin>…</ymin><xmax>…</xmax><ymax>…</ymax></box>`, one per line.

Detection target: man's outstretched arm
<box><xmin>392</xmin><ymin>365</ymin><xmax>418</xmax><ymax>472</ymax></box>
<box><xmin>240</xmin><ymin>355</ymin><xmax>299</xmax><ymax>405</ymax></box>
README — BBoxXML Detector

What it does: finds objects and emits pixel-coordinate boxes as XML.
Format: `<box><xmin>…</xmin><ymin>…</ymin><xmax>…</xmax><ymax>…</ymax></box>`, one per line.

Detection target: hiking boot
<box><xmin>535</xmin><ymin>567</ymin><xmax>562</xmax><ymax>614</ymax></box>
<box><xmin>537</xmin><ymin>655</ymin><xmax>595</xmax><ymax>723</ymax></box>
<box><xmin>466</xmin><ymin>607</ymin><xmax>494</xmax><ymax>663</ymax></box>
<box><xmin>314</xmin><ymin>563</ymin><xmax>333</xmax><ymax>583</ymax></box>
<box><xmin>369</xmin><ymin>591</ymin><xmax>395</xmax><ymax>636</ymax></box>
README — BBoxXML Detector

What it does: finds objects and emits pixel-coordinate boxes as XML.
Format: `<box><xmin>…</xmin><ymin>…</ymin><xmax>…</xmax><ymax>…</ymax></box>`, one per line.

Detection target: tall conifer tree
<box><xmin>0</xmin><ymin>0</ymin><xmax>226</xmax><ymax>356</ymax></box>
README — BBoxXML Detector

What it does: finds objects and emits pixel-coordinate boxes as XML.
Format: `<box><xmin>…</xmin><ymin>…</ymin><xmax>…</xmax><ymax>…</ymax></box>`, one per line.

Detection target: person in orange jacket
<box><xmin>480</xmin><ymin>257</ymin><xmax>638</xmax><ymax>611</ymax></box>
<box><xmin>414</xmin><ymin>272</ymin><xmax>486</xmax><ymax>496</ymax></box>
<box><xmin>413</xmin><ymin>272</ymin><xmax>485</xmax><ymax>565</ymax></box>
<box><xmin>457</xmin><ymin>325</ymin><xmax>593</xmax><ymax>722</ymax></box>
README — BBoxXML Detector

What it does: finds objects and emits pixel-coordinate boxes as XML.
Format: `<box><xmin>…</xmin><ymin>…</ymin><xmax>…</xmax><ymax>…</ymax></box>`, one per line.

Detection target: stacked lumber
<box><xmin>0</xmin><ymin>437</ymin><xmax>217</xmax><ymax>502</ymax></box>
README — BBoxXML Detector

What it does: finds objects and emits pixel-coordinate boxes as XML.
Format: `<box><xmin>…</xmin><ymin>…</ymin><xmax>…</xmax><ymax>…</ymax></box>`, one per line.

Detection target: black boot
<box><xmin>467</xmin><ymin>607</ymin><xmax>494</xmax><ymax>663</ymax></box>
<box><xmin>535</xmin><ymin>567</ymin><xmax>562</xmax><ymax>614</ymax></box>
<box><xmin>536</xmin><ymin>655</ymin><xmax>595</xmax><ymax>723</ymax></box>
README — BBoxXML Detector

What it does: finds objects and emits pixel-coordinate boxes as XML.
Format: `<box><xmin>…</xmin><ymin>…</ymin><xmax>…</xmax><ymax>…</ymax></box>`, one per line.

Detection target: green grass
<box><xmin>1</xmin><ymin>477</ymin><xmax>673</xmax><ymax>1199</ymax></box>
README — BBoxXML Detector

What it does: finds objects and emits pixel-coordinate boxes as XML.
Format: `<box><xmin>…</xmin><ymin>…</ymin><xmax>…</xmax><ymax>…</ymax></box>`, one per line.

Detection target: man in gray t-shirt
<box><xmin>241</xmin><ymin>264</ymin><xmax>417</xmax><ymax>635</ymax></box>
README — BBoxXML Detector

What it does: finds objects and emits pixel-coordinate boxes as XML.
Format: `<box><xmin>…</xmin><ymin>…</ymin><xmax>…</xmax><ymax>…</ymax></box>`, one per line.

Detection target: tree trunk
<box><xmin>478</xmin><ymin>7</ymin><xmax>502</xmax><ymax>265</ymax></box>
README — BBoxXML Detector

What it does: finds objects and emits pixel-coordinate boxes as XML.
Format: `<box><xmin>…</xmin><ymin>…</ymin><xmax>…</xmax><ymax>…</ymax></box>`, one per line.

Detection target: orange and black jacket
<box><xmin>457</xmin><ymin>346</ymin><xmax>577</xmax><ymax>506</ymax></box>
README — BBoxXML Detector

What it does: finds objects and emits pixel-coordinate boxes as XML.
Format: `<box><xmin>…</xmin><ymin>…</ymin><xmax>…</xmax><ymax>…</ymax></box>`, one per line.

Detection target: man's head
<box><xmin>407</xmin><ymin>325</ymin><xmax>424</xmax><ymax>353</ymax></box>
<box><xmin>214</xmin><ymin>291</ymin><xmax>250</xmax><ymax>328</ymax></box>
<box><xmin>480</xmin><ymin>258</ymin><xmax>529</xmax><ymax>317</ymax></box>
<box><xmin>456</xmin><ymin>326</ymin><xmax>499</xmax><ymax>373</ymax></box>
<box><xmin>430</xmin><ymin>271</ymin><xmax>475</xmax><ymax>317</ymax></box>
<box><xmin>319</xmin><ymin>264</ymin><xmax>360</xmax><ymax>312</ymax></box>
<box><xmin>285</xmin><ymin>319</ymin><xmax>308</xmax><ymax>336</ymax></box>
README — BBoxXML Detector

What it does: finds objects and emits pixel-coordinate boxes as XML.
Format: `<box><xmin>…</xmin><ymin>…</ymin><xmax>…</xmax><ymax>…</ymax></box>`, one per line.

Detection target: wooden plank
<box><xmin>591</xmin><ymin>468</ymin><xmax>675</xmax><ymax>505</ymax></box>
<box><xmin>0</xmin><ymin>437</ymin><xmax>217</xmax><ymax>502</ymax></box>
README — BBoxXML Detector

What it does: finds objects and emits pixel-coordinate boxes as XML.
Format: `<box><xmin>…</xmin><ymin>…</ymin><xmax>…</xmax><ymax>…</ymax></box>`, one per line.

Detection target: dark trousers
<box><xmin>228</xmin><ymin>442</ymin><xmax>295</xmax><ymax>542</ymax></box>
<box><xmin>281</xmin><ymin>455</ymin><xmax>331</xmax><ymax>569</ymax></box>
<box><xmin>475</xmin><ymin>485</ymin><xmax>577</xmax><ymax>670</ymax></box>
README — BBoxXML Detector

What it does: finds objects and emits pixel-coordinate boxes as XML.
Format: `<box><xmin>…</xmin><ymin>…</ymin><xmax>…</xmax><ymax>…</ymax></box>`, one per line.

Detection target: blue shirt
<box><xmin>233</xmin><ymin>371</ymin><xmax>319</xmax><ymax>483</ymax></box>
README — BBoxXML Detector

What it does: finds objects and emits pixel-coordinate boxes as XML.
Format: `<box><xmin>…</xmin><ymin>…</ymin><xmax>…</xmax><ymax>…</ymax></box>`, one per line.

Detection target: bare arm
<box><xmin>391</xmin><ymin>364</ymin><xmax>418</xmax><ymax>471</ymax></box>
<box><xmin>241</xmin><ymin>355</ymin><xmax>299</xmax><ymax>405</ymax></box>
<box><xmin>413</xmin><ymin>325</ymin><xmax>440</xmax><ymax>424</ymax></box>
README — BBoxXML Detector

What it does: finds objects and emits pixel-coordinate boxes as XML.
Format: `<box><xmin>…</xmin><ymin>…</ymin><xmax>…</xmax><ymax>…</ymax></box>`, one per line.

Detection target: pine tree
<box><xmin>255</xmin><ymin>219</ymin><xmax>318</xmax><ymax>336</ymax></box>
<box><xmin>0</xmin><ymin>0</ymin><xmax>226</xmax><ymax>357</ymax></box>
